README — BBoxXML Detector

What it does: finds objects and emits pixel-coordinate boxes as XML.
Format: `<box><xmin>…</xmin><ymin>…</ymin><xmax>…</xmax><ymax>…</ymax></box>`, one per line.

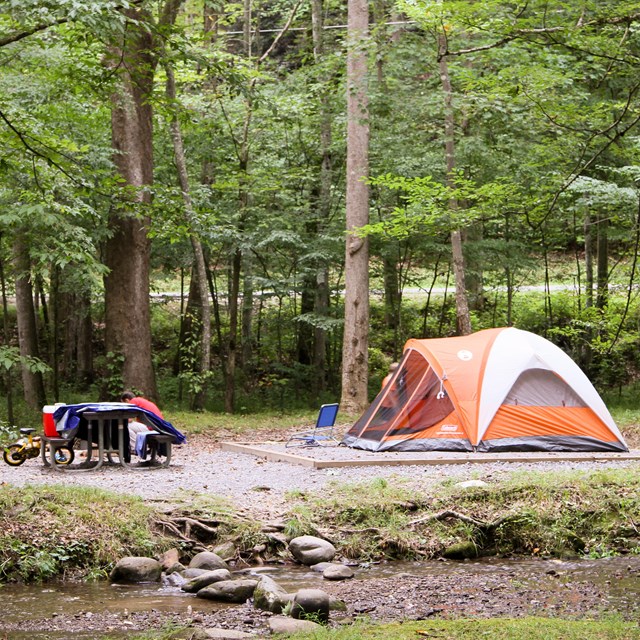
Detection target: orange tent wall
<box><xmin>483</xmin><ymin>405</ymin><xmax>622</xmax><ymax>443</ymax></box>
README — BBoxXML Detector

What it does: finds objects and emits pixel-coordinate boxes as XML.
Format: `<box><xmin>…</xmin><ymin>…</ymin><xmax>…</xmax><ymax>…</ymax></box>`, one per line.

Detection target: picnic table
<box><xmin>42</xmin><ymin>402</ymin><xmax>186</xmax><ymax>472</ymax></box>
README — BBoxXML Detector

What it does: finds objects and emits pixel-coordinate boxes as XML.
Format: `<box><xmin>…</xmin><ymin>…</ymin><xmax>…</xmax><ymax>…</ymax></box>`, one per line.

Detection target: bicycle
<box><xmin>3</xmin><ymin>428</ymin><xmax>75</xmax><ymax>467</ymax></box>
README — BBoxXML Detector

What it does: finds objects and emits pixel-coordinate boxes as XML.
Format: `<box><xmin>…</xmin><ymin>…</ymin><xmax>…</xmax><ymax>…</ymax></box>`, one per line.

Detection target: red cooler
<box><xmin>42</xmin><ymin>404</ymin><xmax>64</xmax><ymax>437</ymax></box>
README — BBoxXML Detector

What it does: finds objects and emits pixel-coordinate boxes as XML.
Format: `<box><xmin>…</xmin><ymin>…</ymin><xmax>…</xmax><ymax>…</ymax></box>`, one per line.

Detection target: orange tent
<box><xmin>342</xmin><ymin>328</ymin><xmax>628</xmax><ymax>453</ymax></box>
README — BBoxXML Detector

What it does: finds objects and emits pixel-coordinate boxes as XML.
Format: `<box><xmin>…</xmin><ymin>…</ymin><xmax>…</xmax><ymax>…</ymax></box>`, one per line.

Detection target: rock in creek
<box><xmin>253</xmin><ymin>575</ymin><xmax>293</xmax><ymax>614</ymax></box>
<box><xmin>289</xmin><ymin>535</ymin><xmax>336</xmax><ymax>565</ymax></box>
<box><xmin>196</xmin><ymin>578</ymin><xmax>259</xmax><ymax>603</ymax></box>
<box><xmin>182</xmin><ymin>568</ymin><xmax>233</xmax><ymax>593</ymax></box>
<box><xmin>109</xmin><ymin>557</ymin><xmax>163</xmax><ymax>583</ymax></box>
<box><xmin>189</xmin><ymin>551</ymin><xmax>229</xmax><ymax>571</ymax></box>
<box><xmin>323</xmin><ymin>564</ymin><xmax>355</xmax><ymax>580</ymax></box>
<box><xmin>290</xmin><ymin>587</ymin><xmax>330</xmax><ymax>623</ymax></box>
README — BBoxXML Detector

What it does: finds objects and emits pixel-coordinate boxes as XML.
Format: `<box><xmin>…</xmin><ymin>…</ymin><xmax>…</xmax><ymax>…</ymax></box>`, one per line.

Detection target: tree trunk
<box><xmin>584</xmin><ymin>210</ymin><xmax>594</xmax><ymax>308</ymax></box>
<box><xmin>225</xmin><ymin>249</ymin><xmax>241</xmax><ymax>412</ymax></box>
<box><xmin>174</xmin><ymin>267</ymin><xmax>202</xmax><ymax>377</ymax></box>
<box><xmin>165</xmin><ymin>61</ymin><xmax>211</xmax><ymax>410</ymax></box>
<box><xmin>438</xmin><ymin>43</ymin><xmax>471</xmax><ymax>336</ymax></box>
<box><xmin>75</xmin><ymin>288</ymin><xmax>93</xmax><ymax>387</ymax></box>
<box><xmin>0</xmin><ymin>238</ymin><xmax>15</xmax><ymax>424</ymax></box>
<box><xmin>311</xmin><ymin>0</ymin><xmax>332</xmax><ymax>391</ymax></box>
<box><xmin>596</xmin><ymin>214</ymin><xmax>608</xmax><ymax>309</ymax></box>
<box><xmin>341</xmin><ymin>0</ymin><xmax>370</xmax><ymax>415</ymax></box>
<box><xmin>104</xmin><ymin>6</ymin><xmax>158</xmax><ymax>400</ymax></box>
<box><xmin>12</xmin><ymin>230</ymin><xmax>46</xmax><ymax>409</ymax></box>
<box><xmin>241</xmin><ymin>258</ymin><xmax>254</xmax><ymax>369</ymax></box>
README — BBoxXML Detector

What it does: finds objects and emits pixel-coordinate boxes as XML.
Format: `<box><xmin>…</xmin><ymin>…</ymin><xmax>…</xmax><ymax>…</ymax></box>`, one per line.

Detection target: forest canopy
<box><xmin>1</xmin><ymin>0</ymin><xmax>640</xmax><ymax>422</ymax></box>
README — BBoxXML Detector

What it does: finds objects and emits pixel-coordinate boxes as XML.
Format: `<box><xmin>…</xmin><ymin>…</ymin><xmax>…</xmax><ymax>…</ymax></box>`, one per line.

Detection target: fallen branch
<box><xmin>336</xmin><ymin>526</ymin><xmax>383</xmax><ymax>535</ymax></box>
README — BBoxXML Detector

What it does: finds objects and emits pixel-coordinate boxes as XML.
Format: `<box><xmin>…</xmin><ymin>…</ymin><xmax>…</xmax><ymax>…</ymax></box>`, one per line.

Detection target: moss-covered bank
<box><xmin>286</xmin><ymin>467</ymin><xmax>640</xmax><ymax>560</ymax></box>
<box><xmin>1</xmin><ymin>466</ymin><xmax>639</xmax><ymax>583</ymax></box>
<box><xmin>0</xmin><ymin>485</ymin><xmax>171</xmax><ymax>582</ymax></box>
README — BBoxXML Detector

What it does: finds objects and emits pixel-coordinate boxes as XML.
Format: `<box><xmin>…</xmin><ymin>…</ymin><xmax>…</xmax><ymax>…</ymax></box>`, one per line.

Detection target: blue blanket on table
<box><xmin>52</xmin><ymin>402</ymin><xmax>187</xmax><ymax>445</ymax></box>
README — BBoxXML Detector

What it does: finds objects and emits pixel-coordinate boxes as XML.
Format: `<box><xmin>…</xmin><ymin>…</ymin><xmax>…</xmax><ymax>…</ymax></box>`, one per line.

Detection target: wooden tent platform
<box><xmin>220</xmin><ymin>442</ymin><xmax>640</xmax><ymax>469</ymax></box>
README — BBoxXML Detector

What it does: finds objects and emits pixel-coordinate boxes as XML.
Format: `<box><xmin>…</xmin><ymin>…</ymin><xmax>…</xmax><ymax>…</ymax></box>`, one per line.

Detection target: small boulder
<box><xmin>269</xmin><ymin>616</ymin><xmax>321</xmax><ymax>635</ymax></box>
<box><xmin>455</xmin><ymin>480</ymin><xmax>489</xmax><ymax>489</ymax></box>
<box><xmin>212</xmin><ymin>542</ymin><xmax>236</xmax><ymax>562</ymax></box>
<box><xmin>310</xmin><ymin>562</ymin><xmax>333</xmax><ymax>573</ymax></box>
<box><xmin>253</xmin><ymin>575</ymin><xmax>293</xmax><ymax>614</ymax></box>
<box><xmin>182</xmin><ymin>569</ymin><xmax>233</xmax><ymax>593</ymax></box>
<box><xmin>163</xmin><ymin>571</ymin><xmax>187</xmax><ymax>588</ymax></box>
<box><xmin>442</xmin><ymin>541</ymin><xmax>478</xmax><ymax>560</ymax></box>
<box><xmin>200</xmin><ymin>629</ymin><xmax>256</xmax><ymax>639</ymax></box>
<box><xmin>189</xmin><ymin>551</ymin><xmax>228</xmax><ymax>571</ymax></box>
<box><xmin>323</xmin><ymin>564</ymin><xmax>354</xmax><ymax>581</ymax></box>
<box><xmin>159</xmin><ymin>548</ymin><xmax>181</xmax><ymax>570</ymax></box>
<box><xmin>196</xmin><ymin>579</ymin><xmax>259</xmax><ymax>603</ymax></box>
<box><xmin>110</xmin><ymin>557</ymin><xmax>162</xmax><ymax>583</ymax></box>
<box><xmin>183</xmin><ymin>568</ymin><xmax>211</xmax><ymax>579</ymax></box>
<box><xmin>291</xmin><ymin>588</ymin><xmax>330</xmax><ymax>623</ymax></box>
<box><xmin>166</xmin><ymin>561</ymin><xmax>187</xmax><ymax>575</ymax></box>
<box><xmin>289</xmin><ymin>536</ymin><xmax>336</xmax><ymax>565</ymax></box>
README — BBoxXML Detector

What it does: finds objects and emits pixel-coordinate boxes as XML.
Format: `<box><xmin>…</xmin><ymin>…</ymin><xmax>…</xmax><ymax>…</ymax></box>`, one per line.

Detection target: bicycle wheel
<box><xmin>54</xmin><ymin>446</ymin><xmax>75</xmax><ymax>465</ymax></box>
<box><xmin>3</xmin><ymin>445</ymin><xmax>26</xmax><ymax>466</ymax></box>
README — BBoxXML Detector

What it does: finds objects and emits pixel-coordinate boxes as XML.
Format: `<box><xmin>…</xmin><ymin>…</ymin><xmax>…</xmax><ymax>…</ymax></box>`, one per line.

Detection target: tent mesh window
<box><xmin>504</xmin><ymin>369</ymin><xmax>587</xmax><ymax>407</ymax></box>
<box><xmin>384</xmin><ymin>366</ymin><xmax>454</xmax><ymax>436</ymax></box>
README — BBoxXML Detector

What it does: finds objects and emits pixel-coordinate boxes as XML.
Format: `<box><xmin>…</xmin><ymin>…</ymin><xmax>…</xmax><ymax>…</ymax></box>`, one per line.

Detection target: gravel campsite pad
<box><xmin>1</xmin><ymin>436</ymin><xmax>638</xmax><ymax>515</ymax></box>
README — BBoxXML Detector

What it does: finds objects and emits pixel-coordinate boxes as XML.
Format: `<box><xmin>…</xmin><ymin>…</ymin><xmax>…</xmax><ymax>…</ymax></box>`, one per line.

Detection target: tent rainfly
<box><xmin>342</xmin><ymin>327</ymin><xmax>628</xmax><ymax>453</ymax></box>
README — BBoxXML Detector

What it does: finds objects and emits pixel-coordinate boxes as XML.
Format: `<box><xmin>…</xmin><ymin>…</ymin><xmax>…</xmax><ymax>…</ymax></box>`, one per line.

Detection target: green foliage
<box><xmin>5</xmin><ymin>0</ymin><xmax>640</xmax><ymax>416</ymax></box>
<box><xmin>0</xmin><ymin>346</ymin><xmax>49</xmax><ymax>375</ymax></box>
<box><xmin>0</xmin><ymin>485</ymin><xmax>166</xmax><ymax>582</ymax></box>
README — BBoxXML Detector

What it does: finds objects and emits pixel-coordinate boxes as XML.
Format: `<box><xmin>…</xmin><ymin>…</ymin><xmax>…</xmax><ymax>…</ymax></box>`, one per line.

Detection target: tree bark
<box><xmin>596</xmin><ymin>214</ymin><xmax>608</xmax><ymax>309</ymax></box>
<box><xmin>341</xmin><ymin>0</ymin><xmax>370</xmax><ymax>415</ymax></box>
<box><xmin>0</xmin><ymin>236</ymin><xmax>15</xmax><ymax>424</ymax></box>
<box><xmin>225</xmin><ymin>249</ymin><xmax>241</xmax><ymax>412</ymax></box>
<box><xmin>165</xmin><ymin>61</ymin><xmax>211</xmax><ymax>410</ymax></box>
<box><xmin>584</xmin><ymin>210</ymin><xmax>594</xmax><ymax>308</ymax></box>
<box><xmin>438</xmin><ymin>42</ymin><xmax>471</xmax><ymax>336</ymax></box>
<box><xmin>311</xmin><ymin>0</ymin><xmax>332</xmax><ymax>390</ymax></box>
<box><xmin>12</xmin><ymin>230</ymin><xmax>46</xmax><ymax>408</ymax></box>
<box><xmin>104</xmin><ymin>6</ymin><xmax>158</xmax><ymax>400</ymax></box>
<box><xmin>103</xmin><ymin>2</ymin><xmax>184</xmax><ymax>401</ymax></box>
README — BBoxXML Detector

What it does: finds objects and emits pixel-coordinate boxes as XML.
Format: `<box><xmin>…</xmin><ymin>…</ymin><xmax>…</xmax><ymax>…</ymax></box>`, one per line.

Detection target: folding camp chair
<box><xmin>286</xmin><ymin>403</ymin><xmax>340</xmax><ymax>447</ymax></box>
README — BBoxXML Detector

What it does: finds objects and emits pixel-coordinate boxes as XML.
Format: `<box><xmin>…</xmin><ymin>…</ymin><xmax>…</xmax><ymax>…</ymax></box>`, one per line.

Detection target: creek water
<box><xmin>2</xmin><ymin>556</ymin><xmax>639</xmax><ymax>639</ymax></box>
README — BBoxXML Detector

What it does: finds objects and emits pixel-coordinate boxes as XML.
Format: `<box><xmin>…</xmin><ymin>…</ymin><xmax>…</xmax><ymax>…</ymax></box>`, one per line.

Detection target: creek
<box><xmin>2</xmin><ymin>555</ymin><xmax>639</xmax><ymax>639</ymax></box>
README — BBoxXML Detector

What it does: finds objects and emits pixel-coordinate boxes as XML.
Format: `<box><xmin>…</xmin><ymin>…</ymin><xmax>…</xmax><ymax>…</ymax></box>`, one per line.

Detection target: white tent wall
<box><xmin>477</xmin><ymin>328</ymin><xmax>623</xmax><ymax>445</ymax></box>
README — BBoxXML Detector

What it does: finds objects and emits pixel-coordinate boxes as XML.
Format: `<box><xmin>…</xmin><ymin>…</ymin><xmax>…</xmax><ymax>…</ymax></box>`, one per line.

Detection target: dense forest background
<box><xmin>2</xmin><ymin>1</ymin><xmax>640</xmax><ymax>426</ymax></box>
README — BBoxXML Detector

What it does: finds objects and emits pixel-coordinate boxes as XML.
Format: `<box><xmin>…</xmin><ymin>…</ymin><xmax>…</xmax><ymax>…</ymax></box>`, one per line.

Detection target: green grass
<box><xmin>120</xmin><ymin>617</ymin><xmax>640</xmax><ymax>640</ymax></box>
<box><xmin>168</xmin><ymin>408</ymin><xmax>356</xmax><ymax>438</ymax></box>
<box><xmin>281</xmin><ymin>617</ymin><xmax>640</xmax><ymax>639</ymax></box>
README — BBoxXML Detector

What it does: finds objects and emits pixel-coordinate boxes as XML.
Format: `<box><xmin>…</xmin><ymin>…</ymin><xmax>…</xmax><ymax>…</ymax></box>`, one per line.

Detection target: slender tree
<box><xmin>12</xmin><ymin>229</ymin><xmax>46</xmax><ymax>408</ymax></box>
<box><xmin>341</xmin><ymin>0</ymin><xmax>370</xmax><ymax>414</ymax></box>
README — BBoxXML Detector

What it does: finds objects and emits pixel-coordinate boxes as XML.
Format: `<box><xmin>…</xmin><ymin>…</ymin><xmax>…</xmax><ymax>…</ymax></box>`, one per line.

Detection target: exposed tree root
<box><xmin>408</xmin><ymin>509</ymin><xmax>514</xmax><ymax>531</ymax></box>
